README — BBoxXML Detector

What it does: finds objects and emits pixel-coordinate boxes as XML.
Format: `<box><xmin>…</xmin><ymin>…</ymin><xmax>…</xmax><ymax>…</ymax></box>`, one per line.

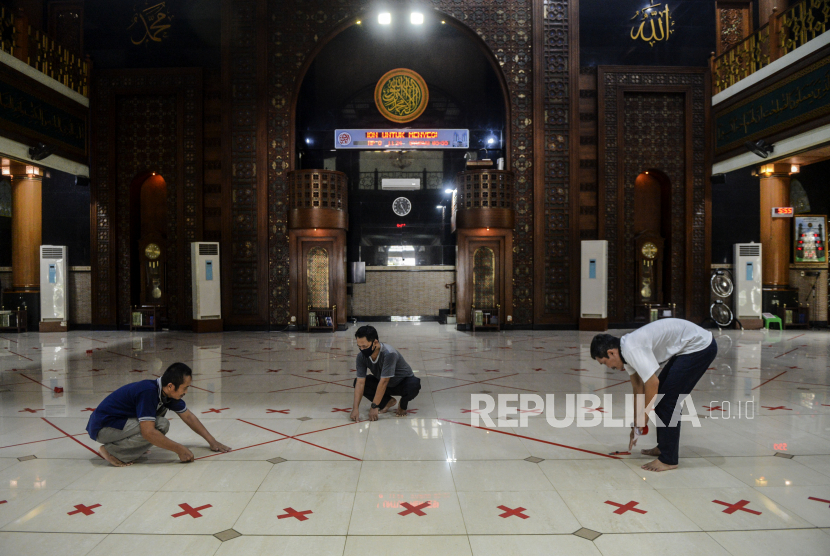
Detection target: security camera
<box><xmin>744</xmin><ymin>139</ymin><xmax>774</xmax><ymax>158</ymax></box>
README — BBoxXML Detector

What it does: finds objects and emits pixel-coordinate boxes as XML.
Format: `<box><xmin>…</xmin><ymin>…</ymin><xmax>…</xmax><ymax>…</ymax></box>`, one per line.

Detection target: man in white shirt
<box><xmin>591</xmin><ymin>318</ymin><xmax>717</xmax><ymax>472</ymax></box>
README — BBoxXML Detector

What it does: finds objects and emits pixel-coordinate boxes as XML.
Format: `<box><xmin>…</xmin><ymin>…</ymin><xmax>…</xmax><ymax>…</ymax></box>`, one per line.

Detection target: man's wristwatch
<box><xmin>371</xmin><ymin>403</ymin><xmax>380</xmax><ymax>409</ymax></box>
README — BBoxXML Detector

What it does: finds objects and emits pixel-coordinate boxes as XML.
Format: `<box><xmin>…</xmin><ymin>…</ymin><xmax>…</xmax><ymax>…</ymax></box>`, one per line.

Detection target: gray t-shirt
<box><xmin>355</xmin><ymin>343</ymin><xmax>414</xmax><ymax>387</ymax></box>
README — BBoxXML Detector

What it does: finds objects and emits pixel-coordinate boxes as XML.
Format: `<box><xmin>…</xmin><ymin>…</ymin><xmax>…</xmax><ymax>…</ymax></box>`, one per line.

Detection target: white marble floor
<box><xmin>0</xmin><ymin>323</ymin><xmax>829</xmax><ymax>555</ymax></box>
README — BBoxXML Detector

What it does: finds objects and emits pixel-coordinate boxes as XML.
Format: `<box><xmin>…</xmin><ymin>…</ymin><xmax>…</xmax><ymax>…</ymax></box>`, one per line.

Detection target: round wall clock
<box><xmin>641</xmin><ymin>242</ymin><xmax>657</xmax><ymax>259</ymax></box>
<box><xmin>144</xmin><ymin>243</ymin><xmax>161</xmax><ymax>260</ymax></box>
<box><xmin>392</xmin><ymin>197</ymin><xmax>412</xmax><ymax>216</ymax></box>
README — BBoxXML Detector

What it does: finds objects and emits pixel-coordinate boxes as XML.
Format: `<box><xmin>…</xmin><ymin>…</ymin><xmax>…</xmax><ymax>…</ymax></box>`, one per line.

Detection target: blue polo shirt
<box><xmin>86</xmin><ymin>378</ymin><xmax>187</xmax><ymax>441</ymax></box>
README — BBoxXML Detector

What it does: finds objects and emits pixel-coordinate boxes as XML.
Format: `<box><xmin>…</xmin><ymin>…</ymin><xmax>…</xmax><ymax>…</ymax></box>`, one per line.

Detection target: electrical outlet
<box><xmin>801</xmin><ymin>271</ymin><xmax>805</xmax><ymax>277</ymax></box>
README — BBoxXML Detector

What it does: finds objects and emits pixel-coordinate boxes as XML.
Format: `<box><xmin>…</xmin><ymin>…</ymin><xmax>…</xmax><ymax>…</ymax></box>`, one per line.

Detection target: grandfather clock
<box><xmin>635</xmin><ymin>230</ymin><xmax>664</xmax><ymax>316</ymax></box>
<box><xmin>138</xmin><ymin>233</ymin><xmax>167</xmax><ymax>306</ymax></box>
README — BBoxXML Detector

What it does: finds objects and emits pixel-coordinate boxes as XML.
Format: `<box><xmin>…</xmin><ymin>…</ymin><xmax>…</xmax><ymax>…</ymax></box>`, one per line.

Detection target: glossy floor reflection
<box><xmin>0</xmin><ymin>323</ymin><xmax>829</xmax><ymax>555</ymax></box>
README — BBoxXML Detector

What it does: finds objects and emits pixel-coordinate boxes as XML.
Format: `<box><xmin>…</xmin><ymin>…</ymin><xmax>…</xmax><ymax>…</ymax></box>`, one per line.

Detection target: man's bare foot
<box><xmin>641</xmin><ymin>446</ymin><xmax>661</xmax><ymax>456</ymax></box>
<box><xmin>641</xmin><ymin>458</ymin><xmax>677</xmax><ymax>472</ymax></box>
<box><xmin>99</xmin><ymin>446</ymin><xmax>131</xmax><ymax>467</ymax></box>
<box><xmin>395</xmin><ymin>407</ymin><xmax>408</xmax><ymax>417</ymax></box>
<box><xmin>379</xmin><ymin>399</ymin><xmax>397</xmax><ymax>414</ymax></box>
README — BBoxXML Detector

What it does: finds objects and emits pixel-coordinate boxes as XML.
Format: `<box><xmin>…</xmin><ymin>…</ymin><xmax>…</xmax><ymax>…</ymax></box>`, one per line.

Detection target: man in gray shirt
<box><xmin>351</xmin><ymin>325</ymin><xmax>421</xmax><ymax>420</ymax></box>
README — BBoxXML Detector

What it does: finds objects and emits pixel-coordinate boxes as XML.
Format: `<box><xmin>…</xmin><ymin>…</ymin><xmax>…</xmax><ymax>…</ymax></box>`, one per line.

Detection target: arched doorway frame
<box><xmin>287</xmin><ymin>8</ymin><xmax>513</xmax><ymax>172</ymax></box>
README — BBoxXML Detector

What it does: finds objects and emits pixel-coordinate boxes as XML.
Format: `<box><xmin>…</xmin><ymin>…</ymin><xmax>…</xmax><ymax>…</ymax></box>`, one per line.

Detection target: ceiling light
<box><xmin>356</xmin><ymin>20</ymin><xmax>361</xmax><ymax>24</ymax></box>
<box><xmin>25</xmin><ymin>165</ymin><xmax>39</xmax><ymax>176</ymax></box>
<box><xmin>379</xmin><ymin>12</ymin><xmax>391</xmax><ymax>24</ymax></box>
<box><xmin>1</xmin><ymin>167</ymin><xmax>9</xmax><ymax>176</ymax></box>
<box><xmin>436</xmin><ymin>205</ymin><xmax>443</xmax><ymax>209</ymax></box>
<box><xmin>444</xmin><ymin>188</ymin><xmax>454</xmax><ymax>194</ymax></box>
<box><xmin>791</xmin><ymin>164</ymin><xmax>800</xmax><ymax>174</ymax></box>
<box><xmin>411</xmin><ymin>12</ymin><xmax>424</xmax><ymax>24</ymax></box>
<box><xmin>487</xmin><ymin>137</ymin><xmax>495</xmax><ymax>145</ymax></box>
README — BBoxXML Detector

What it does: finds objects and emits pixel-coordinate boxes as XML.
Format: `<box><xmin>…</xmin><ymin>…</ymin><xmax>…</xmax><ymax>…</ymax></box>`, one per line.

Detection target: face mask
<box><xmin>360</xmin><ymin>342</ymin><xmax>376</xmax><ymax>359</ymax></box>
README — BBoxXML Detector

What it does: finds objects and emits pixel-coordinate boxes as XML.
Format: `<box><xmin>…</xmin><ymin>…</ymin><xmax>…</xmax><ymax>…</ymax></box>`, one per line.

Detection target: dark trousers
<box><xmin>354</xmin><ymin>375</ymin><xmax>421</xmax><ymax>410</ymax></box>
<box><xmin>654</xmin><ymin>339</ymin><xmax>718</xmax><ymax>465</ymax></box>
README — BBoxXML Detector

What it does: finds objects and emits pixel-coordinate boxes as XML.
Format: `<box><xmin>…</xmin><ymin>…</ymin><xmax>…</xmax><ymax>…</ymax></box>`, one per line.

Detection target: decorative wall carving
<box><xmin>541</xmin><ymin>0</ymin><xmax>573</xmax><ymax>317</ymax></box>
<box><xmin>90</xmin><ymin>69</ymin><xmax>202</xmax><ymax>327</ymax></box>
<box><xmin>268</xmin><ymin>0</ymin><xmax>545</xmax><ymax>325</ymax></box>
<box><xmin>599</xmin><ymin>68</ymin><xmax>709</xmax><ymax>323</ymax></box>
<box><xmin>48</xmin><ymin>1</ymin><xmax>84</xmax><ymax>55</ymax></box>
<box><xmin>225</xmin><ymin>0</ymin><xmax>263</xmax><ymax>319</ymax></box>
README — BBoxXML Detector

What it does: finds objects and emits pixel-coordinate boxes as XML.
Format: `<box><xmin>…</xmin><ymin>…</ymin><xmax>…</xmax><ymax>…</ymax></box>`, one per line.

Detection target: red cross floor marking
<box><xmin>277</xmin><ymin>507</ymin><xmax>313</xmax><ymax>521</ymax></box>
<box><xmin>81</xmin><ymin>407</ymin><xmax>96</xmax><ymax>412</ymax></box>
<box><xmin>605</xmin><ymin>501</ymin><xmax>647</xmax><ymax>515</ymax></box>
<box><xmin>0</xmin><ymin>500</ymin><xmax>6</xmax><ymax>504</ymax></box>
<box><xmin>497</xmin><ymin>505</ymin><xmax>529</xmax><ymax>519</ymax></box>
<box><xmin>399</xmin><ymin>501</ymin><xmax>430</xmax><ymax>516</ymax></box>
<box><xmin>19</xmin><ymin>408</ymin><xmax>43</xmax><ymax>413</ymax></box>
<box><xmin>219</xmin><ymin>369</ymin><xmax>235</xmax><ymax>373</ymax></box>
<box><xmin>703</xmin><ymin>405</ymin><xmax>723</xmax><ymax>412</ymax></box>
<box><xmin>713</xmin><ymin>499</ymin><xmax>761</xmax><ymax>515</ymax></box>
<box><xmin>405</xmin><ymin>409</ymin><xmax>418</xmax><ymax>414</ymax></box>
<box><xmin>533</xmin><ymin>368</ymin><xmax>546</xmax><ymax>372</ymax></box>
<box><xmin>808</xmin><ymin>496</ymin><xmax>830</xmax><ymax>507</ymax></box>
<box><xmin>331</xmin><ymin>407</ymin><xmax>352</xmax><ymax>413</ymax></box>
<box><xmin>267</xmin><ymin>369</ymin><xmax>282</xmax><ymax>373</ymax></box>
<box><xmin>461</xmin><ymin>408</ymin><xmax>482</xmax><ymax>414</ymax></box>
<box><xmin>571</xmin><ymin>368</ymin><xmax>588</xmax><ymax>372</ymax></box>
<box><xmin>201</xmin><ymin>408</ymin><xmax>230</xmax><ymax>414</ymax></box>
<box><xmin>822</xmin><ymin>404</ymin><xmax>830</xmax><ymax>407</ymax></box>
<box><xmin>484</xmin><ymin>369</ymin><xmax>499</xmax><ymax>372</ymax></box>
<box><xmin>583</xmin><ymin>407</ymin><xmax>606</xmax><ymax>413</ymax></box>
<box><xmin>307</xmin><ymin>369</ymin><xmax>323</xmax><ymax>373</ymax></box>
<box><xmin>518</xmin><ymin>408</ymin><xmax>543</xmax><ymax>414</ymax></box>
<box><xmin>172</xmin><ymin>503</ymin><xmax>213</xmax><ymax>518</ymax></box>
<box><xmin>67</xmin><ymin>503</ymin><xmax>101</xmax><ymax>516</ymax></box>
<box><xmin>762</xmin><ymin>406</ymin><xmax>792</xmax><ymax>411</ymax></box>
<box><xmin>266</xmin><ymin>409</ymin><xmax>290</xmax><ymax>414</ymax></box>
<box><xmin>787</xmin><ymin>366</ymin><xmax>801</xmax><ymax>369</ymax></box>
<box><xmin>130</xmin><ymin>369</ymin><xmax>146</xmax><ymax>373</ymax></box>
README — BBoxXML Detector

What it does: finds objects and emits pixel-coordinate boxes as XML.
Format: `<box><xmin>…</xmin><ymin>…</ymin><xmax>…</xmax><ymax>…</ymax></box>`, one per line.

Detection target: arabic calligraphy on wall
<box><xmin>630</xmin><ymin>3</ymin><xmax>675</xmax><ymax>46</ymax></box>
<box><xmin>129</xmin><ymin>0</ymin><xmax>173</xmax><ymax>46</ymax></box>
<box><xmin>374</xmin><ymin>69</ymin><xmax>429</xmax><ymax>124</ymax></box>
<box><xmin>715</xmin><ymin>56</ymin><xmax>830</xmax><ymax>155</ymax></box>
<box><xmin>580</xmin><ymin>0</ymin><xmax>714</xmax><ymax>67</ymax></box>
<box><xmin>0</xmin><ymin>71</ymin><xmax>87</xmax><ymax>156</ymax></box>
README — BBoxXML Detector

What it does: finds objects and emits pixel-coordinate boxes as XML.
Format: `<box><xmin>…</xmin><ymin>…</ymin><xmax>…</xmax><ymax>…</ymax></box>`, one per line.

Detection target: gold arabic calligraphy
<box><xmin>717</xmin><ymin>70</ymin><xmax>830</xmax><ymax>143</ymax></box>
<box><xmin>380</xmin><ymin>75</ymin><xmax>423</xmax><ymax>118</ymax></box>
<box><xmin>630</xmin><ymin>3</ymin><xmax>675</xmax><ymax>47</ymax></box>
<box><xmin>128</xmin><ymin>1</ymin><xmax>173</xmax><ymax>46</ymax></box>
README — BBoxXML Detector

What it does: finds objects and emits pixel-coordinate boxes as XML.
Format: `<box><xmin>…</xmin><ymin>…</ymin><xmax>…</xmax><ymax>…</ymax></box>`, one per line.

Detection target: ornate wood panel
<box><xmin>598</xmin><ymin>67</ymin><xmax>710</xmax><ymax>324</ymax></box>
<box><xmin>535</xmin><ymin>0</ymin><xmax>578</xmax><ymax>323</ymax></box>
<box><xmin>90</xmin><ymin>69</ymin><xmax>202</xmax><ymax>327</ymax></box>
<box><xmin>222</xmin><ymin>0</ymin><xmax>269</xmax><ymax>324</ymax></box>
<box><xmin>48</xmin><ymin>1</ymin><xmax>84</xmax><ymax>55</ymax></box>
<box><xmin>267</xmin><ymin>0</ymin><xmax>558</xmax><ymax>326</ymax></box>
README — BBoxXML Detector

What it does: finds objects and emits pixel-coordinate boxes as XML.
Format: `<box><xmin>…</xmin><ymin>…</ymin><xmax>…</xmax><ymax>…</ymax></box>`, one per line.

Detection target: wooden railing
<box><xmin>712</xmin><ymin>0</ymin><xmax>830</xmax><ymax>95</ymax></box>
<box><xmin>0</xmin><ymin>6</ymin><xmax>89</xmax><ymax>97</ymax></box>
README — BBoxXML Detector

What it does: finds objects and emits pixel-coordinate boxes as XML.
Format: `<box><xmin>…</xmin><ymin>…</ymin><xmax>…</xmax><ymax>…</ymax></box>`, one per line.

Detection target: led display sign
<box><xmin>335</xmin><ymin>129</ymin><xmax>469</xmax><ymax>149</ymax></box>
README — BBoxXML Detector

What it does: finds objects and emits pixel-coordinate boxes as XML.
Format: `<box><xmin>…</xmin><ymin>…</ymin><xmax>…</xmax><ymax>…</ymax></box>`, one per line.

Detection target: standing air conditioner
<box><xmin>40</xmin><ymin>245</ymin><xmax>67</xmax><ymax>332</ymax></box>
<box><xmin>734</xmin><ymin>243</ymin><xmax>762</xmax><ymax>325</ymax></box>
<box><xmin>191</xmin><ymin>242</ymin><xmax>223</xmax><ymax>332</ymax></box>
<box><xmin>579</xmin><ymin>240</ymin><xmax>608</xmax><ymax>330</ymax></box>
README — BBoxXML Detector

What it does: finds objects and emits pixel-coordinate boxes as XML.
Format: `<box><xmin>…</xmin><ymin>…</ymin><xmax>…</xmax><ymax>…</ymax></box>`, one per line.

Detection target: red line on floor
<box><xmin>788</xmin><ymin>333</ymin><xmax>806</xmax><ymax>341</ymax></box>
<box><xmin>18</xmin><ymin>374</ymin><xmax>50</xmax><ymax>390</ymax></box>
<box><xmin>41</xmin><ymin>418</ymin><xmax>102</xmax><ymax>458</ymax></box>
<box><xmin>194</xmin><ymin>437</ymin><xmax>287</xmax><ymax>460</ymax></box>
<box><xmin>0</xmin><ymin>336</ymin><xmax>18</xmax><ymax>343</ymax></box>
<box><xmin>237</xmin><ymin>419</ymin><xmax>291</xmax><ymax>437</ymax></box>
<box><xmin>78</xmin><ymin>336</ymin><xmax>108</xmax><ymax>344</ymax></box>
<box><xmin>0</xmin><ymin>432</ymin><xmax>88</xmax><ymax>450</ymax></box>
<box><xmin>105</xmin><ymin>350</ymin><xmax>146</xmax><ymax>362</ymax></box>
<box><xmin>289</xmin><ymin>374</ymin><xmax>354</xmax><ymax>389</ymax></box>
<box><xmin>293</xmin><ymin>420</ymin><xmax>364</xmax><ymax>438</ymax></box>
<box><xmin>440</xmin><ymin>419</ymin><xmax>620</xmax><ymax>459</ymax></box>
<box><xmin>8</xmin><ymin>351</ymin><xmax>33</xmax><ymax>361</ymax></box>
<box><xmin>234</xmin><ymin>418</ymin><xmax>363</xmax><ymax>460</ymax></box>
<box><xmin>594</xmin><ymin>380</ymin><xmax>631</xmax><ymax>392</ymax></box>
<box><xmin>751</xmin><ymin>370</ymin><xmax>788</xmax><ymax>390</ymax></box>
<box><xmin>774</xmin><ymin>348</ymin><xmax>799</xmax><ymax>359</ymax></box>
<box><xmin>291</xmin><ymin>437</ymin><xmax>362</xmax><ymax>461</ymax></box>
<box><xmin>431</xmin><ymin>373</ymin><xmax>527</xmax><ymax>393</ymax></box>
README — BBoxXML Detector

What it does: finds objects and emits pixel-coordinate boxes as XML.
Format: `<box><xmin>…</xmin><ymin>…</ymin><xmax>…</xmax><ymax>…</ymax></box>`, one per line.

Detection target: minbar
<box><xmin>192</xmin><ymin>319</ymin><xmax>223</xmax><ymax>333</ymax></box>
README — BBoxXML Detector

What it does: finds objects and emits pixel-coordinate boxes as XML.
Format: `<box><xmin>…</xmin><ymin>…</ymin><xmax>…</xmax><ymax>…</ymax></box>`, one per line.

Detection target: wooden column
<box><xmin>759</xmin><ymin>164</ymin><xmax>791</xmax><ymax>288</ymax></box>
<box><xmin>9</xmin><ymin>162</ymin><xmax>41</xmax><ymax>291</ymax></box>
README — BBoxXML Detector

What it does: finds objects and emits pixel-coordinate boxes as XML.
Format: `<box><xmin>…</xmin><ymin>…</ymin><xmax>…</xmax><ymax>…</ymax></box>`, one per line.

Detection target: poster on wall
<box><xmin>579</xmin><ymin>0</ymin><xmax>716</xmax><ymax>67</ymax></box>
<box><xmin>793</xmin><ymin>214</ymin><xmax>827</xmax><ymax>264</ymax></box>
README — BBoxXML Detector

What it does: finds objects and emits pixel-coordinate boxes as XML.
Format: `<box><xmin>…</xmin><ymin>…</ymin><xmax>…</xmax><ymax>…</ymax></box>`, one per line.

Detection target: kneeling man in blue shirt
<box><xmin>86</xmin><ymin>363</ymin><xmax>230</xmax><ymax>466</ymax></box>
